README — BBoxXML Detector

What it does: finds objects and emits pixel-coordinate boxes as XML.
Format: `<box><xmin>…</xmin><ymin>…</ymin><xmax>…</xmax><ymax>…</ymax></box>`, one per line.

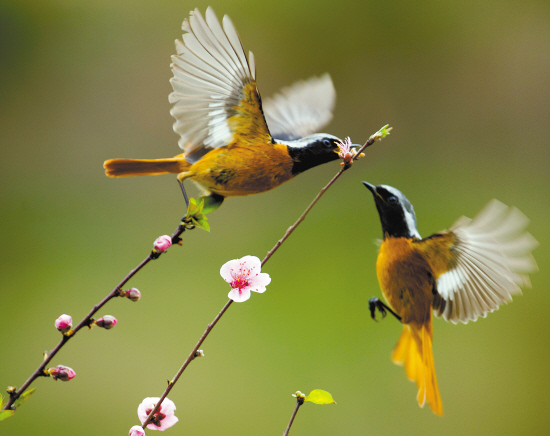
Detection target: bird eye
<box><xmin>323</xmin><ymin>139</ymin><xmax>331</xmax><ymax>147</ymax></box>
<box><xmin>388</xmin><ymin>196</ymin><xmax>398</xmax><ymax>204</ymax></box>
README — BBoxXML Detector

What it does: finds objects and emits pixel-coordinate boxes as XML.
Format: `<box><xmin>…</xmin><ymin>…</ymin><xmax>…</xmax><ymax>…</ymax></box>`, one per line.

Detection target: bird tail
<box><xmin>103</xmin><ymin>156</ymin><xmax>189</xmax><ymax>177</ymax></box>
<box><xmin>391</xmin><ymin>322</ymin><xmax>443</xmax><ymax>416</ymax></box>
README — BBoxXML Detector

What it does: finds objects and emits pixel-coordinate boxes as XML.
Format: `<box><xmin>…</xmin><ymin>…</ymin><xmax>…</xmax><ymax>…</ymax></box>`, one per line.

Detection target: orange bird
<box><xmin>363</xmin><ymin>182</ymin><xmax>538</xmax><ymax>415</ymax></box>
<box><xmin>104</xmin><ymin>7</ymin><xmax>357</xmax><ymax>211</ymax></box>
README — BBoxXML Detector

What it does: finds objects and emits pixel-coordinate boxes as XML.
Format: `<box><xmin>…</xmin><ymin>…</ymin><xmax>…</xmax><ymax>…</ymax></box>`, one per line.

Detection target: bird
<box><xmin>362</xmin><ymin>182</ymin><xmax>538</xmax><ymax>416</ymax></box>
<box><xmin>104</xmin><ymin>7</ymin><xmax>358</xmax><ymax>212</ymax></box>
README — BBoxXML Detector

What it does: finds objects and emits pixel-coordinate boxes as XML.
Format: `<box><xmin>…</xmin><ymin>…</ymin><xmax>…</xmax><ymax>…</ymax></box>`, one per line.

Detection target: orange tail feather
<box><xmin>103</xmin><ymin>157</ymin><xmax>189</xmax><ymax>177</ymax></box>
<box><xmin>392</xmin><ymin>323</ymin><xmax>443</xmax><ymax>416</ymax></box>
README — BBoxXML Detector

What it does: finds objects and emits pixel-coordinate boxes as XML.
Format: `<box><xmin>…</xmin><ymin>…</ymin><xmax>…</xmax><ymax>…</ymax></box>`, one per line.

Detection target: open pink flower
<box><xmin>137</xmin><ymin>397</ymin><xmax>178</xmax><ymax>431</ymax></box>
<box><xmin>220</xmin><ymin>255</ymin><xmax>271</xmax><ymax>302</ymax></box>
<box><xmin>337</xmin><ymin>137</ymin><xmax>353</xmax><ymax>159</ymax></box>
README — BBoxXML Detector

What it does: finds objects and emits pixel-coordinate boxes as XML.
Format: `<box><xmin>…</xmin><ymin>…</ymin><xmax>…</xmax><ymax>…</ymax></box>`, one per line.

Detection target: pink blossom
<box><xmin>153</xmin><ymin>235</ymin><xmax>172</xmax><ymax>252</ymax></box>
<box><xmin>336</xmin><ymin>137</ymin><xmax>360</xmax><ymax>165</ymax></box>
<box><xmin>48</xmin><ymin>365</ymin><xmax>76</xmax><ymax>381</ymax></box>
<box><xmin>137</xmin><ymin>397</ymin><xmax>178</xmax><ymax>431</ymax></box>
<box><xmin>95</xmin><ymin>315</ymin><xmax>118</xmax><ymax>330</ymax></box>
<box><xmin>129</xmin><ymin>425</ymin><xmax>146</xmax><ymax>436</ymax></box>
<box><xmin>55</xmin><ymin>314</ymin><xmax>72</xmax><ymax>333</ymax></box>
<box><xmin>126</xmin><ymin>287</ymin><xmax>141</xmax><ymax>302</ymax></box>
<box><xmin>220</xmin><ymin>255</ymin><xmax>271</xmax><ymax>302</ymax></box>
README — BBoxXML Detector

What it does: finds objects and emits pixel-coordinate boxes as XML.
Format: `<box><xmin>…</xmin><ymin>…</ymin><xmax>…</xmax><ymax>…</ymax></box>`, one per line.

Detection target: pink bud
<box><xmin>49</xmin><ymin>365</ymin><xmax>76</xmax><ymax>381</ymax></box>
<box><xmin>153</xmin><ymin>235</ymin><xmax>172</xmax><ymax>252</ymax></box>
<box><xmin>55</xmin><ymin>314</ymin><xmax>72</xmax><ymax>333</ymax></box>
<box><xmin>126</xmin><ymin>288</ymin><xmax>141</xmax><ymax>302</ymax></box>
<box><xmin>129</xmin><ymin>425</ymin><xmax>145</xmax><ymax>436</ymax></box>
<box><xmin>95</xmin><ymin>315</ymin><xmax>118</xmax><ymax>330</ymax></box>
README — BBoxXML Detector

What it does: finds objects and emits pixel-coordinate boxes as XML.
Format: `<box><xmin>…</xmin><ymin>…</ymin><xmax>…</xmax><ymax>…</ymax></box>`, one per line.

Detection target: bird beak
<box><xmin>362</xmin><ymin>181</ymin><xmax>376</xmax><ymax>194</ymax></box>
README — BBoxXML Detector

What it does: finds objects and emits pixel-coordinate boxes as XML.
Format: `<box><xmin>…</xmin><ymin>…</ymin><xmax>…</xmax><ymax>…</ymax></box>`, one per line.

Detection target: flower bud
<box><xmin>126</xmin><ymin>288</ymin><xmax>141</xmax><ymax>302</ymax></box>
<box><xmin>129</xmin><ymin>425</ymin><xmax>146</xmax><ymax>436</ymax></box>
<box><xmin>55</xmin><ymin>314</ymin><xmax>72</xmax><ymax>334</ymax></box>
<box><xmin>48</xmin><ymin>365</ymin><xmax>76</xmax><ymax>381</ymax></box>
<box><xmin>95</xmin><ymin>315</ymin><xmax>118</xmax><ymax>330</ymax></box>
<box><xmin>153</xmin><ymin>235</ymin><xmax>172</xmax><ymax>253</ymax></box>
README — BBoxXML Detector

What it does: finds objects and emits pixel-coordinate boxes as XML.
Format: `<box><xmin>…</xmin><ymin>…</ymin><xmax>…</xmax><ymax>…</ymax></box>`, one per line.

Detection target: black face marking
<box><xmin>286</xmin><ymin>135</ymin><xmax>341</xmax><ymax>175</ymax></box>
<box><xmin>213</xmin><ymin>169</ymin><xmax>236</xmax><ymax>185</ymax></box>
<box><xmin>364</xmin><ymin>184</ymin><xmax>420</xmax><ymax>239</ymax></box>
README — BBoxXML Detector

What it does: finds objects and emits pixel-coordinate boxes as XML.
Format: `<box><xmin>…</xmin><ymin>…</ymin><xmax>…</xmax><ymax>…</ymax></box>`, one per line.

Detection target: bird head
<box><xmin>283</xmin><ymin>134</ymin><xmax>361</xmax><ymax>174</ymax></box>
<box><xmin>362</xmin><ymin>182</ymin><xmax>421</xmax><ymax>239</ymax></box>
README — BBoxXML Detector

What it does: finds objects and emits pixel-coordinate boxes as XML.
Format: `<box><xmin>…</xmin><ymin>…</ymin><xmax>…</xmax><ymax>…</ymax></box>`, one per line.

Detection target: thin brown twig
<box><xmin>141</xmin><ymin>127</ymin><xmax>388</xmax><ymax>428</ymax></box>
<box><xmin>2</xmin><ymin>225</ymin><xmax>188</xmax><ymax>412</ymax></box>
<box><xmin>262</xmin><ymin>132</ymin><xmax>380</xmax><ymax>266</ymax></box>
<box><xmin>283</xmin><ymin>397</ymin><xmax>305</xmax><ymax>436</ymax></box>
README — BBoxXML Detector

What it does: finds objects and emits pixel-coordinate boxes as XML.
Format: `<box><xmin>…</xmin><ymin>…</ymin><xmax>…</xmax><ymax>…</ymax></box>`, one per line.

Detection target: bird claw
<box><xmin>369</xmin><ymin>297</ymin><xmax>387</xmax><ymax>322</ymax></box>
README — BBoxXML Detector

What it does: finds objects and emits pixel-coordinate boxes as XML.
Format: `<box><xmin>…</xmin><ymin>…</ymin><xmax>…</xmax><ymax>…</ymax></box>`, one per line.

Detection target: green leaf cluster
<box><xmin>184</xmin><ymin>198</ymin><xmax>210</xmax><ymax>232</ymax></box>
<box><xmin>0</xmin><ymin>388</ymin><xmax>37</xmax><ymax>422</ymax></box>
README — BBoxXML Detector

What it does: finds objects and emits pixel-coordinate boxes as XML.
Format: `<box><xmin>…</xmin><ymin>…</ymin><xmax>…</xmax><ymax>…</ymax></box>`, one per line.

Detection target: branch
<box><xmin>1</xmin><ymin>224</ymin><xmax>189</xmax><ymax>413</ymax></box>
<box><xmin>140</xmin><ymin>125</ymin><xmax>391</xmax><ymax>429</ymax></box>
<box><xmin>283</xmin><ymin>396</ymin><xmax>305</xmax><ymax>436</ymax></box>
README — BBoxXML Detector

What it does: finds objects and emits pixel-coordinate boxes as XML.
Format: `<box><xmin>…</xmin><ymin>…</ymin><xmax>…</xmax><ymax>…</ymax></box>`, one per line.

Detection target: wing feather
<box><xmin>169</xmin><ymin>7</ymin><xmax>271</xmax><ymax>163</ymax></box>
<box><xmin>420</xmin><ymin>200</ymin><xmax>538</xmax><ymax>324</ymax></box>
<box><xmin>263</xmin><ymin>74</ymin><xmax>336</xmax><ymax>140</ymax></box>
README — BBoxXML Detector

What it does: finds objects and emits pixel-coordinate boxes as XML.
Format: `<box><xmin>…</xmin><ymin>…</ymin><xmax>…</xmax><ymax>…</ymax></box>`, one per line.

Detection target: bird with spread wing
<box><xmin>104</xmin><ymin>7</ymin><xmax>358</xmax><ymax>212</ymax></box>
<box><xmin>363</xmin><ymin>182</ymin><xmax>538</xmax><ymax>416</ymax></box>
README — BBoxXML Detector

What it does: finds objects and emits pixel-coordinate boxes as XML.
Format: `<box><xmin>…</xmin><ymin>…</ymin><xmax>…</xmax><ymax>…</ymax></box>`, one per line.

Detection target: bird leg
<box><xmin>178</xmin><ymin>180</ymin><xmax>190</xmax><ymax>210</ymax></box>
<box><xmin>369</xmin><ymin>297</ymin><xmax>402</xmax><ymax>322</ymax></box>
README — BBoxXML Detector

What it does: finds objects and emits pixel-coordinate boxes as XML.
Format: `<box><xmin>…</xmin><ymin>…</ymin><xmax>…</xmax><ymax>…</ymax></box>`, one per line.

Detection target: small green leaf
<box><xmin>0</xmin><ymin>410</ymin><xmax>15</xmax><ymax>422</ymax></box>
<box><xmin>196</xmin><ymin>218</ymin><xmax>210</xmax><ymax>232</ymax></box>
<box><xmin>186</xmin><ymin>203</ymin><xmax>199</xmax><ymax>217</ymax></box>
<box><xmin>305</xmin><ymin>389</ymin><xmax>336</xmax><ymax>405</ymax></box>
<box><xmin>0</xmin><ymin>393</ymin><xmax>5</xmax><ymax>409</ymax></box>
<box><xmin>371</xmin><ymin>124</ymin><xmax>393</xmax><ymax>142</ymax></box>
<box><xmin>13</xmin><ymin>388</ymin><xmax>36</xmax><ymax>409</ymax></box>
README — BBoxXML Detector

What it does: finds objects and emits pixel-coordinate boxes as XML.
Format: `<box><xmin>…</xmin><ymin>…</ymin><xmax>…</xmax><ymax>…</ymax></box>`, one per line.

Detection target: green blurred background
<box><xmin>1</xmin><ymin>0</ymin><xmax>549</xmax><ymax>434</ymax></box>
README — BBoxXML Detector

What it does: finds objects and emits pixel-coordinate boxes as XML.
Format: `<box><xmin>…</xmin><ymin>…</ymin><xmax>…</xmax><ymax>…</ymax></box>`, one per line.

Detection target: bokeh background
<box><xmin>1</xmin><ymin>0</ymin><xmax>549</xmax><ymax>434</ymax></box>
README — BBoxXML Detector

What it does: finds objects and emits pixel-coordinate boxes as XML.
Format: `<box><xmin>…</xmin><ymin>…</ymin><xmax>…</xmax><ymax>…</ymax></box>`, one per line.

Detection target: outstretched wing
<box><xmin>169</xmin><ymin>7</ymin><xmax>272</xmax><ymax>164</ymax></box>
<box><xmin>263</xmin><ymin>74</ymin><xmax>336</xmax><ymax>141</ymax></box>
<box><xmin>415</xmin><ymin>200</ymin><xmax>538</xmax><ymax>324</ymax></box>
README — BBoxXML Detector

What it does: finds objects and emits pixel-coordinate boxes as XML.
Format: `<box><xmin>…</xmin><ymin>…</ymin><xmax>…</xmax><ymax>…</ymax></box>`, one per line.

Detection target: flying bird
<box><xmin>363</xmin><ymin>182</ymin><xmax>538</xmax><ymax>415</ymax></box>
<box><xmin>104</xmin><ymin>7</ymin><xmax>357</xmax><ymax>211</ymax></box>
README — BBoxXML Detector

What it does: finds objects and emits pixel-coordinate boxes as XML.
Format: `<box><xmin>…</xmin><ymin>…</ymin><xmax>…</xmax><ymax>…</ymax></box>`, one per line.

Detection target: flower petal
<box><xmin>137</xmin><ymin>397</ymin><xmax>158</xmax><ymax>423</ymax></box>
<box><xmin>228</xmin><ymin>288</ymin><xmax>251</xmax><ymax>302</ymax></box>
<box><xmin>220</xmin><ymin>259</ymin><xmax>240</xmax><ymax>282</ymax></box>
<box><xmin>156</xmin><ymin>414</ymin><xmax>179</xmax><ymax>430</ymax></box>
<box><xmin>250</xmin><ymin>272</ymin><xmax>271</xmax><ymax>288</ymax></box>
<box><xmin>239</xmin><ymin>255</ymin><xmax>262</xmax><ymax>272</ymax></box>
<box><xmin>160</xmin><ymin>397</ymin><xmax>176</xmax><ymax>414</ymax></box>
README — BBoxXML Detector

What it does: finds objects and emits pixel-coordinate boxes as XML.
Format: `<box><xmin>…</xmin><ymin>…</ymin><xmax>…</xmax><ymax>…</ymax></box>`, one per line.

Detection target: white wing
<box><xmin>263</xmin><ymin>74</ymin><xmax>336</xmax><ymax>140</ymax></box>
<box><xmin>432</xmin><ymin>200</ymin><xmax>538</xmax><ymax>324</ymax></box>
<box><xmin>169</xmin><ymin>7</ymin><xmax>270</xmax><ymax>163</ymax></box>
